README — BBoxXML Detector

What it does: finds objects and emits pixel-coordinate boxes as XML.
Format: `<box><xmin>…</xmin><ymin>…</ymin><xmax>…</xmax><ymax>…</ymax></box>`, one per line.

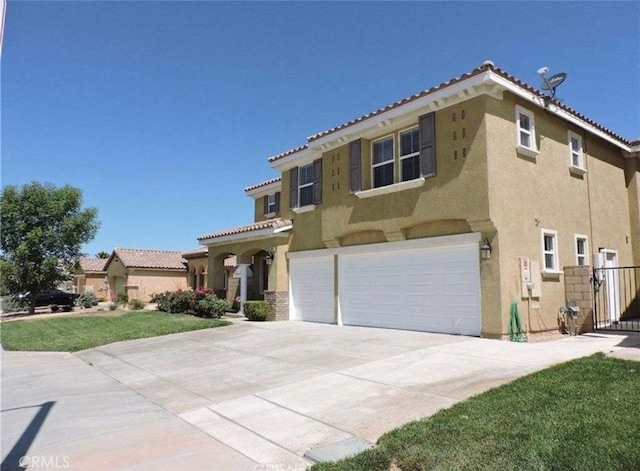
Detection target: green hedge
<box><xmin>243</xmin><ymin>301</ymin><xmax>274</xmax><ymax>321</ymax></box>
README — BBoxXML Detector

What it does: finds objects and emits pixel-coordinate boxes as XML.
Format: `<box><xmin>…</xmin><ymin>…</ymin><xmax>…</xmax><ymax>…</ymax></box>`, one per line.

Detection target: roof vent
<box><xmin>482</xmin><ymin>60</ymin><xmax>494</xmax><ymax>67</ymax></box>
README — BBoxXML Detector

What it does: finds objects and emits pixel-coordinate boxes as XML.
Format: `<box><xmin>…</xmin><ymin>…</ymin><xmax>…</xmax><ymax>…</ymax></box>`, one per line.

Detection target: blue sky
<box><xmin>2</xmin><ymin>1</ymin><xmax>638</xmax><ymax>257</ymax></box>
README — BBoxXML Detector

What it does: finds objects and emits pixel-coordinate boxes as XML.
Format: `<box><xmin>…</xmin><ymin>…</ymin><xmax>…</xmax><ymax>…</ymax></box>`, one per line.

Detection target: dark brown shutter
<box><xmin>289</xmin><ymin>167</ymin><xmax>298</xmax><ymax>209</ymax></box>
<box><xmin>274</xmin><ymin>192</ymin><xmax>280</xmax><ymax>213</ymax></box>
<box><xmin>263</xmin><ymin>195</ymin><xmax>269</xmax><ymax>214</ymax></box>
<box><xmin>313</xmin><ymin>158</ymin><xmax>322</xmax><ymax>204</ymax></box>
<box><xmin>419</xmin><ymin>112</ymin><xmax>436</xmax><ymax>177</ymax></box>
<box><xmin>349</xmin><ymin>139</ymin><xmax>362</xmax><ymax>192</ymax></box>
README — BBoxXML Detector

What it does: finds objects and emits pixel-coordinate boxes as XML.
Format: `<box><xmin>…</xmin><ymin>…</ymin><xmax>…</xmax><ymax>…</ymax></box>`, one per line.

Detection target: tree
<box><xmin>1</xmin><ymin>182</ymin><xmax>99</xmax><ymax>314</ymax></box>
<box><xmin>95</xmin><ymin>251</ymin><xmax>110</xmax><ymax>259</ymax></box>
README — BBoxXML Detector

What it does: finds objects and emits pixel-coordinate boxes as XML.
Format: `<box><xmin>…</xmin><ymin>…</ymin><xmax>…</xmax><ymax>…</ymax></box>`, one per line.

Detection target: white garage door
<box><xmin>339</xmin><ymin>237</ymin><xmax>481</xmax><ymax>336</ymax></box>
<box><xmin>289</xmin><ymin>256</ymin><xmax>334</xmax><ymax>323</ymax></box>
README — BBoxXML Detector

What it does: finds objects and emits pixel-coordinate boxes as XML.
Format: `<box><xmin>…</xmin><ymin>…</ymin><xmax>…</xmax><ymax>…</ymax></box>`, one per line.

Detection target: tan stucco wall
<box><xmin>253</xmin><ymin>193</ymin><xmax>281</xmax><ymax>222</ymax></box>
<box><xmin>74</xmin><ymin>273</ymin><xmax>108</xmax><ymax>299</ymax></box>
<box><xmin>125</xmin><ymin>270</ymin><xmax>188</xmax><ymax>302</ymax></box>
<box><xmin>281</xmin><ymin>96</ymin><xmax>492</xmax><ymax>253</ymax></box>
<box><xmin>485</xmin><ymin>92</ymin><xmax>634</xmax><ymax>337</ymax></box>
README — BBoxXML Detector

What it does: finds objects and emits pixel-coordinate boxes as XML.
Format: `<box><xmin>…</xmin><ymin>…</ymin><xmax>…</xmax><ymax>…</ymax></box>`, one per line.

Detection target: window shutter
<box><xmin>263</xmin><ymin>195</ymin><xmax>269</xmax><ymax>215</ymax></box>
<box><xmin>289</xmin><ymin>167</ymin><xmax>298</xmax><ymax>209</ymax></box>
<box><xmin>274</xmin><ymin>192</ymin><xmax>280</xmax><ymax>213</ymax></box>
<box><xmin>419</xmin><ymin>112</ymin><xmax>436</xmax><ymax>177</ymax></box>
<box><xmin>313</xmin><ymin>158</ymin><xmax>323</xmax><ymax>205</ymax></box>
<box><xmin>349</xmin><ymin>140</ymin><xmax>362</xmax><ymax>192</ymax></box>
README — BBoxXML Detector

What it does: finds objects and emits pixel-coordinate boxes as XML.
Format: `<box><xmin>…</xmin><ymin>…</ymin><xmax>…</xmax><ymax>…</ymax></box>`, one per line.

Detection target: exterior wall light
<box><xmin>265</xmin><ymin>247</ymin><xmax>276</xmax><ymax>265</ymax></box>
<box><xmin>480</xmin><ymin>239</ymin><xmax>492</xmax><ymax>260</ymax></box>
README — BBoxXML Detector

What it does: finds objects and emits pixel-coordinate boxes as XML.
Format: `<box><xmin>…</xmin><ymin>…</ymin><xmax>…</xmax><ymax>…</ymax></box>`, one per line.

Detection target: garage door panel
<box><xmin>290</xmin><ymin>257</ymin><xmax>334</xmax><ymax>324</ymax></box>
<box><xmin>339</xmin><ymin>239</ymin><xmax>480</xmax><ymax>336</ymax></box>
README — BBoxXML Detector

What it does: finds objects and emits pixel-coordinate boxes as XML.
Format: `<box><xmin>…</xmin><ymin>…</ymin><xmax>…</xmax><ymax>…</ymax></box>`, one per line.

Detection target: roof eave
<box><xmin>199</xmin><ymin>227</ymin><xmax>291</xmax><ymax>247</ymax></box>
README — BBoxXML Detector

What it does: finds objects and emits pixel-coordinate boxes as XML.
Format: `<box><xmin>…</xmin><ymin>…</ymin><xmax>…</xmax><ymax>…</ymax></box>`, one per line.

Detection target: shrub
<box><xmin>108</xmin><ymin>302</ymin><xmax>118</xmax><ymax>311</ymax></box>
<box><xmin>50</xmin><ymin>304</ymin><xmax>60</xmax><ymax>312</ymax></box>
<box><xmin>152</xmin><ymin>290</ymin><xmax>193</xmax><ymax>314</ymax></box>
<box><xmin>243</xmin><ymin>301</ymin><xmax>274</xmax><ymax>321</ymax></box>
<box><xmin>115</xmin><ymin>292</ymin><xmax>129</xmax><ymax>304</ymax></box>
<box><xmin>77</xmin><ymin>291</ymin><xmax>99</xmax><ymax>307</ymax></box>
<box><xmin>0</xmin><ymin>295</ymin><xmax>28</xmax><ymax>313</ymax></box>
<box><xmin>129</xmin><ymin>298</ymin><xmax>146</xmax><ymax>310</ymax></box>
<box><xmin>198</xmin><ymin>296</ymin><xmax>231</xmax><ymax>318</ymax></box>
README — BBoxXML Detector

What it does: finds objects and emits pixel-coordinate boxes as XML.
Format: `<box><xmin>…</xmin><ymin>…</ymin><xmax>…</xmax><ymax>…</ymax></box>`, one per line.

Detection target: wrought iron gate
<box><xmin>593</xmin><ymin>266</ymin><xmax>640</xmax><ymax>332</ymax></box>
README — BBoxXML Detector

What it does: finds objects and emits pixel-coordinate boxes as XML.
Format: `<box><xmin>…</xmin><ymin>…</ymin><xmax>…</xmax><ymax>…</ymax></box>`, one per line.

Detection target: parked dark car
<box><xmin>19</xmin><ymin>289</ymin><xmax>80</xmax><ymax>310</ymax></box>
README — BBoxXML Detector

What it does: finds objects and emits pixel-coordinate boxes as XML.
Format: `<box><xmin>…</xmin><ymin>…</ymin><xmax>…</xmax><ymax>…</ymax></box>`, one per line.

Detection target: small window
<box><xmin>575</xmin><ymin>235</ymin><xmax>588</xmax><ymax>266</ymax></box>
<box><xmin>299</xmin><ymin>163</ymin><xmax>314</xmax><ymax>207</ymax></box>
<box><xmin>372</xmin><ymin>136</ymin><xmax>394</xmax><ymax>188</ymax></box>
<box><xmin>568</xmin><ymin>131</ymin><xmax>584</xmax><ymax>169</ymax></box>
<box><xmin>266</xmin><ymin>193</ymin><xmax>277</xmax><ymax>214</ymax></box>
<box><xmin>399</xmin><ymin>128</ymin><xmax>420</xmax><ymax>182</ymax></box>
<box><xmin>541</xmin><ymin>229</ymin><xmax>559</xmax><ymax>272</ymax></box>
<box><xmin>516</xmin><ymin>106</ymin><xmax>537</xmax><ymax>156</ymax></box>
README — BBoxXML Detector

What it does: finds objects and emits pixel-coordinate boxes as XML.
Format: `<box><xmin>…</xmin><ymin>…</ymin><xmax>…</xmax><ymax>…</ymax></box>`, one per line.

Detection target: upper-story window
<box><xmin>263</xmin><ymin>192</ymin><xmax>280</xmax><ymax>217</ymax></box>
<box><xmin>372</xmin><ymin>136</ymin><xmax>394</xmax><ymax>188</ymax></box>
<box><xmin>400</xmin><ymin>127</ymin><xmax>420</xmax><ymax>182</ymax></box>
<box><xmin>568</xmin><ymin>131</ymin><xmax>584</xmax><ymax>170</ymax></box>
<box><xmin>349</xmin><ymin>112</ymin><xmax>435</xmax><ymax>197</ymax></box>
<box><xmin>289</xmin><ymin>159</ymin><xmax>322</xmax><ymax>209</ymax></box>
<box><xmin>515</xmin><ymin>105</ymin><xmax>537</xmax><ymax>158</ymax></box>
<box><xmin>299</xmin><ymin>164</ymin><xmax>315</xmax><ymax>206</ymax></box>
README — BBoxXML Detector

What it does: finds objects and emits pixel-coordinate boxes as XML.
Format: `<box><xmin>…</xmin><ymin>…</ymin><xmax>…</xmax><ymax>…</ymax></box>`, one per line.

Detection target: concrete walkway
<box><xmin>2</xmin><ymin>321</ymin><xmax>639</xmax><ymax>471</ymax></box>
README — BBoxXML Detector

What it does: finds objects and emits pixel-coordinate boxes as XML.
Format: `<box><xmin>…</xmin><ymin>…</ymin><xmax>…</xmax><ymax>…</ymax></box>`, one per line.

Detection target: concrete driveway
<box><xmin>2</xmin><ymin>320</ymin><xmax>639</xmax><ymax>471</ymax></box>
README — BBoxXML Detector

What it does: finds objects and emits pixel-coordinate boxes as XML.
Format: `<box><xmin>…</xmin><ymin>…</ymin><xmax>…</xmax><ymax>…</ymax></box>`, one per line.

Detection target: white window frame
<box><xmin>371</xmin><ymin>135</ymin><xmax>395</xmax><ymax>188</ymax></box>
<box><xmin>298</xmin><ymin>163</ymin><xmax>314</xmax><ymax>207</ymax></box>
<box><xmin>574</xmin><ymin>234</ymin><xmax>589</xmax><ymax>266</ymax></box>
<box><xmin>540</xmin><ymin>229</ymin><xmax>560</xmax><ymax>274</ymax></box>
<box><xmin>399</xmin><ymin>126</ymin><xmax>420</xmax><ymax>182</ymax></box>
<box><xmin>568</xmin><ymin>130</ymin><xmax>587</xmax><ymax>176</ymax></box>
<box><xmin>515</xmin><ymin>105</ymin><xmax>538</xmax><ymax>159</ymax></box>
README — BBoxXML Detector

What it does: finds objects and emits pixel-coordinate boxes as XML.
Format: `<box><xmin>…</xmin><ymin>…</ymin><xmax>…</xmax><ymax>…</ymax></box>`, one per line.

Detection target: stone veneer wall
<box><xmin>264</xmin><ymin>290</ymin><xmax>289</xmax><ymax>321</ymax></box>
<box><xmin>563</xmin><ymin>265</ymin><xmax>594</xmax><ymax>334</ymax></box>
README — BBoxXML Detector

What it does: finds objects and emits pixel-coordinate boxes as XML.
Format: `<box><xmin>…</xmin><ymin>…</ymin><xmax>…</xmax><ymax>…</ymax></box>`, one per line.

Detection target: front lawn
<box><xmin>313</xmin><ymin>353</ymin><xmax>640</xmax><ymax>471</ymax></box>
<box><xmin>0</xmin><ymin>311</ymin><xmax>231</xmax><ymax>352</ymax></box>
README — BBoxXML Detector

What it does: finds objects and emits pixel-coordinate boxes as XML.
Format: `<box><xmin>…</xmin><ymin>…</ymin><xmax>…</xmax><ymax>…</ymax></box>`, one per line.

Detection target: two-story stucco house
<box><xmin>198</xmin><ymin>61</ymin><xmax>640</xmax><ymax>339</ymax></box>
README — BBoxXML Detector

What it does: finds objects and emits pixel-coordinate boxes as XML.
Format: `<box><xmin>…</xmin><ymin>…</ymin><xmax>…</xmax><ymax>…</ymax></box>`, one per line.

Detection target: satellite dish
<box><xmin>536</xmin><ymin>66</ymin><xmax>568</xmax><ymax>107</ymax></box>
<box><xmin>541</xmin><ymin>72</ymin><xmax>567</xmax><ymax>91</ymax></box>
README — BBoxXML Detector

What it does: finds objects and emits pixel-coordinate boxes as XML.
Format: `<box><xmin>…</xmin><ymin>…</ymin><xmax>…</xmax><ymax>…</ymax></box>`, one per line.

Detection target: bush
<box><xmin>0</xmin><ymin>295</ymin><xmax>28</xmax><ymax>313</ymax></box>
<box><xmin>198</xmin><ymin>296</ymin><xmax>231</xmax><ymax>318</ymax></box>
<box><xmin>77</xmin><ymin>291</ymin><xmax>99</xmax><ymax>307</ymax></box>
<box><xmin>129</xmin><ymin>298</ymin><xmax>146</xmax><ymax>310</ymax></box>
<box><xmin>115</xmin><ymin>292</ymin><xmax>128</xmax><ymax>304</ymax></box>
<box><xmin>152</xmin><ymin>288</ymin><xmax>230</xmax><ymax>318</ymax></box>
<box><xmin>243</xmin><ymin>301</ymin><xmax>274</xmax><ymax>321</ymax></box>
<box><xmin>108</xmin><ymin>302</ymin><xmax>118</xmax><ymax>311</ymax></box>
<box><xmin>50</xmin><ymin>304</ymin><xmax>60</xmax><ymax>312</ymax></box>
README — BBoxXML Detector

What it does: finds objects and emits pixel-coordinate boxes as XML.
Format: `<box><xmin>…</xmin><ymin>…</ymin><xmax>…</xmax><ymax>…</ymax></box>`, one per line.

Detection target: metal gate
<box><xmin>593</xmin><ymin>266</ymin><xmax>640</xmax><ymax>332</ymax></box>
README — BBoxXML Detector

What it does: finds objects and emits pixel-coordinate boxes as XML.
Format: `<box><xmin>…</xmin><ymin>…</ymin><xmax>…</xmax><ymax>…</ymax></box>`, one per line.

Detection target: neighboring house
<box><xmin>198</xmin><ymin>61</ymin><xmax>640</xmax><ymax>338</ymax></box>
<box><xmin>104</xmin><ymin>248</ymin><xmax>188</xmax><ymax>302</ymax></box>
<box><xmin>74</xmin><ymin>258</ymin><xmax>108</xmax><ymax>299</ymax></box>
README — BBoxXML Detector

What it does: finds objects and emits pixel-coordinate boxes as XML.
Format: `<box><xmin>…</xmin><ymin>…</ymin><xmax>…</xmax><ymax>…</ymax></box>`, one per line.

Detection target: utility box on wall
<box><xmin>520</xmin><ymin>257</ymin><xmax>542</xmax><ymax>298</ymax></box>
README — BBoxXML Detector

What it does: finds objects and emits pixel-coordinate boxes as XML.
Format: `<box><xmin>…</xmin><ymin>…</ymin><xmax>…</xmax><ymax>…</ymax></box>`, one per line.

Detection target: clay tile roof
<box><xmin>198</xmin><ymin>218</ymin><xmax>292</xmax><ymax>241</ymax></box>
<box><xmin>268</xmin><ymin>61</ymin><xmax>630</xmax><ymax>165</ymax></box>
<box><xmin>182</xmin><ymin>246</ymin><xmax>208</xmax><ymax>258</ymax></box>
<box><xmin>244</xmin><ymin>176</ymin><xmax>282</xmax><ymax>193</ymax></box>
<box><xmin>112</xmin><ymin>248</ymin><xmax>186</xmax><ymax>270</ymax></box>
<box><xmin>79</xmin><ymin>258</ymin><xmax>107</xmax><ymax>273</ymax></box>
<box><xmin>267</xmin><ymin>144</ymin><xmax>309</xmax><ymax>163</ymax></box>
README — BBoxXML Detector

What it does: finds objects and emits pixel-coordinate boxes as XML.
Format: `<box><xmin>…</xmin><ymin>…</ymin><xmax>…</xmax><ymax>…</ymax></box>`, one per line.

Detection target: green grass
<box><xmin>0</xmin><ymin>311</ymin><xmax>231</xmax><ymax>352</ymax></box>
<box><xmin>313</xmin><ymin>353</ymin><xmax>640</xmax><ymax>471</ymax></box>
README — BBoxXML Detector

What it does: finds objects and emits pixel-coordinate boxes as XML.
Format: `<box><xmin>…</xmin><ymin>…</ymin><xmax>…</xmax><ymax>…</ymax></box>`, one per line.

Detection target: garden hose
<box><xmin>509</xmin><ymin>301</ymin><xmax>527</xmax><ymax>342</ymax></box>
